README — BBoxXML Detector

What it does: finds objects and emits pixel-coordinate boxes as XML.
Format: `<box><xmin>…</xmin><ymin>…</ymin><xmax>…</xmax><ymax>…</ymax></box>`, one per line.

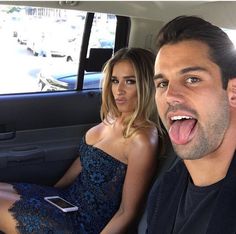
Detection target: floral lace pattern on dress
<box><xmin>9</xmin><ymin>137</ymin><xmax>127</xmax><ymax>234</ymax></box>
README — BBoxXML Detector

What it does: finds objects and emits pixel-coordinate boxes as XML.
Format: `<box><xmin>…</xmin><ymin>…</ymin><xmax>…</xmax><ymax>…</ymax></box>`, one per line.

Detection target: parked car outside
<box><xmin>27</xmin><ymin>31</ymin><xmax>73</xmax><ymax>57</ymax></box>
<box><xmin>27</xmin><ymin>19</ymin><xmax>81</xmax><ymax>58</ymax></box>
<box><xmin>37</xmin><ymin>62</ymin><xmax>102</xmax><ymax>91</ymax></box>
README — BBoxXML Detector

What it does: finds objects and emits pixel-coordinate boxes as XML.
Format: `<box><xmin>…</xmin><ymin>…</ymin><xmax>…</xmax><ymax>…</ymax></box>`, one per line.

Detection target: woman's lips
<box><xmin>115</xmin><ymin>98</ymin><xmax>127</xmax><ymax>104</ymax></box>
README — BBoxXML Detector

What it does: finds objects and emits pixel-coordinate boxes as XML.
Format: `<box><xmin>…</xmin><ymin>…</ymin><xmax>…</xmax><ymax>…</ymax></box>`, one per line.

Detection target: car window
<box><xmin>83</xmin><ymin>12</ymin><xmax>116</xmax><ymax>90</ymax></box>
<box><xmin>222</xmin><ymin>28</ymin><xmax>236</xmax><ymax>48</ymax></box>
<box><xmin>0</xmin><ymin>4</ymin><xmax>117</xmax><ymax>94</ymax></box>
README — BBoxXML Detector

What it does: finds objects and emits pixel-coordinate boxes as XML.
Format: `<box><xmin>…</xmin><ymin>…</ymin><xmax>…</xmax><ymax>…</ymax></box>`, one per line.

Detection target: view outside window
<box><xmin>0</xmin><ymin>4</ymin><xmax>116</xmax><ymax>94</ymax></box>
<box><xmin>223</xmin><ymin>28</ymin><xmax>236</xmax><ymax>49</ymax></box>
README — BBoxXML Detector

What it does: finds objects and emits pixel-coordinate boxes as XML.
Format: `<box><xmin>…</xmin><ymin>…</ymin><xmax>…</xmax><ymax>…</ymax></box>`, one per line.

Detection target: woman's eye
<box><xmin>186</xmin><ymin>77</ymin><xmax>200</xmax><ymax>84</ymax></box>
<box><xmin>111</xmin><ymin>78</ymin><xmax>118</xmax><ymax>84</ymax></box>
<box><xmin>126</xmin><ymin>79</ymin><xmax>136</xmax><ymax>85</ymax></box>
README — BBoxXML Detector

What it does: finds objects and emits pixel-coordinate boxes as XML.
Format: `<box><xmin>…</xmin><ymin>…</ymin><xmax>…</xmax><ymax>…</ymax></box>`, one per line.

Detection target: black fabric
<box><xmin>172</xmin><ymin>178</ymin><xmax>222</xmax><ymax>234</ymax></box>
<box><xmin>146</xmin><ymin>151</ymin><xmax>236</xmax><ymax>234</ymax></box>
<box><xmin>147</xmin><ymin>160</ymin><xmax>188</xmax><ymax>234</ymax></box>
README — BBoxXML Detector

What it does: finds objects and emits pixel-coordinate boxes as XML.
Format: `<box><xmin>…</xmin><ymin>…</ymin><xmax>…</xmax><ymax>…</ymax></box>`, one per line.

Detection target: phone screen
<box><xmin>48</xmin><ymin>197</ymin><xmax>75</xmax><ymax>208</ymax></box>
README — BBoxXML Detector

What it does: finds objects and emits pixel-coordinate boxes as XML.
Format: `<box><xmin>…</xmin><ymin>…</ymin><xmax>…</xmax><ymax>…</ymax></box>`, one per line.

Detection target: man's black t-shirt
<box><xmin>172</xmin><ymin>178</ymin><xmax>223</xmax><ymax>234</ymax></box>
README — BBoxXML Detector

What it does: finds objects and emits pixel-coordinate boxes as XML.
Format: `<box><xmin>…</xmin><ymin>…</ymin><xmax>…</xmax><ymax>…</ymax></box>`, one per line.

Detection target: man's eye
<box><xmin>156</xmin><ymin>81</ymin><xmax>168</xmax><ymax>88</ymax></box>
<box><xmin>186</xmin><ymin>77</ymin><xmax>200</xmax><ymax>84</ymax></box>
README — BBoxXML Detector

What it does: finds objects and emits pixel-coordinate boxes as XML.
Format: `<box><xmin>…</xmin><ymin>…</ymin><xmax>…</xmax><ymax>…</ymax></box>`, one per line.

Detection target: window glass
<box><xmin>84</xmin><ymin>12</ymin><xmax>116</xmax><ymax>89</ymax></box>
<box><xmin>0</xmin><ymin>4</ymin><xmax>116</xmax><ymax>94</ymax></box>
<box><xmin>223</xmin><ymin>28</ymin><xmax>236</xmax><ymax>48</ymax></box>
<box><xmin>88</xmin><ymin>13</ymin><xmax>116</xmax><ymax>51</ymax></box>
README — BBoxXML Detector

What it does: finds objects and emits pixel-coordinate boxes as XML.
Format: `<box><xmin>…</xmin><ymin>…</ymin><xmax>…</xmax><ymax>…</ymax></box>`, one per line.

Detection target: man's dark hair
<box><xmin>156</xmin><ymin>15</ymin><xmax>236</xmax><ymax>89</ymax></box>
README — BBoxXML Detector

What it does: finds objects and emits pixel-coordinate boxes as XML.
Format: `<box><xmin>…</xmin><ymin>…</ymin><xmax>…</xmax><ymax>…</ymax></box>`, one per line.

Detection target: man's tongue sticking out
<box><xmin>169</xmin><ymin>119</ymin><xmax>197</xmax><ymax>145</ymax></box>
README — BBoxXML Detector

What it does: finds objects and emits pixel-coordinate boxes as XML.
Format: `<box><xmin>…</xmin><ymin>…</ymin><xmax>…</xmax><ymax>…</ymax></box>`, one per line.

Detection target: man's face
<box><xmin>154</xmin><ymin>40</ymin><xmax>230</xmax><ymax>160</ymax></box>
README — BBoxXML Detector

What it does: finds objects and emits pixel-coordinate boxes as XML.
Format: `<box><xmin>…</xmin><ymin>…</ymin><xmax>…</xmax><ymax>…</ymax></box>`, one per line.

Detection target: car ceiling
<box><xmin>1</xmin><ymin>1</ymin><xmax>236</xmax><ymax>29</ymax></box>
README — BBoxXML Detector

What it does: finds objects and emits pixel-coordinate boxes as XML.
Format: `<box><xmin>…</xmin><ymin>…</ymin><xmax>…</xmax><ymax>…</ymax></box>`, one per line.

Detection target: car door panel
<box><xmin>0</xmin><ymin>90</ymin><xmax>101</xmax><ymax>185</ymax></box>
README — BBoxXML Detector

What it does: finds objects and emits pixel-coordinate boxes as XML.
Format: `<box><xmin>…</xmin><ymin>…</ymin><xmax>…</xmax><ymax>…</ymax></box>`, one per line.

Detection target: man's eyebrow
<box><xmin>153</xmin><ymin>74</ymin><xmax>163</xmax><ymax>80</ymax></box>
<box><xmin>180</xmin><ymin>66</ymin><xmax>208</xmax><ymax>74</ymax></box>
<box><xmin>153</xmin><ymin>66</ymin><xmax>208</xmax><ymax>80</ymax></box>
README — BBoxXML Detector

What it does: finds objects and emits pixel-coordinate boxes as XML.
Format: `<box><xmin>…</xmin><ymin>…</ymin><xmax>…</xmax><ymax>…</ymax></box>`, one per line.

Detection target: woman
<box><xmin>0</xmin><ymin>48</ymin><xmax>159</xmax><ymax>234</ymax></box>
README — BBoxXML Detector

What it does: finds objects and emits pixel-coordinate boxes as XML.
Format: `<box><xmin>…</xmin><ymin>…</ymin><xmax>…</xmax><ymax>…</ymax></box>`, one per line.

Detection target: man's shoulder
<box><xmin>162</xmin><ymin>159</ymin><xmax>186</xmax><ymax>181</ymax></box>
<box><xmin>149</xmin><ymin>159</ymin><xmax>186</xmax><ymax>197</ymax></box>
<box><xmin>146</xmin><ymin>159</ymin><xmax>187</xmax><ymax>225</ymax></box>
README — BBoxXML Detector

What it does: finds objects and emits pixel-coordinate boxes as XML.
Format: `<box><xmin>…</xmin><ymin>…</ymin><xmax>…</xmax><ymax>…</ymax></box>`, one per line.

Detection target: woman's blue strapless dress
<box><xmin>9</xmin><ymin>137</ymin><xmax>127</xmax><ymax>234</ymax></box>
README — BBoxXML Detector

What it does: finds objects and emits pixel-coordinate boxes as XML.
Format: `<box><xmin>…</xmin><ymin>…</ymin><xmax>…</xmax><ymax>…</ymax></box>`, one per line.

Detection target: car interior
<box><xmin>0</xmin><ymin>1</ymin><xmax>236</xmax><ymax>233</ymax></box>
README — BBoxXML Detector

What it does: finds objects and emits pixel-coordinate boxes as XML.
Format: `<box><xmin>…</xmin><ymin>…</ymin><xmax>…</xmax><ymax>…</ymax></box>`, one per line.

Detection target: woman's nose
<box><xmin>117</xmin><ymin>82</ymin><xmax>125</xmax><ymax>94</ymax></box>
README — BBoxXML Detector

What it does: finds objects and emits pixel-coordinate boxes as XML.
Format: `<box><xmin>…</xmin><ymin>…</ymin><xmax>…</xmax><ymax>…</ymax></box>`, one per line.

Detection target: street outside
<box><xmin>0</xmin><ymin>30</ymin><xmax>68</xmax><ymax>94</ymax></box>
<box><xmin>0</xmin><ymin>6</ymin><xmax>116</xmax><ymax>95</ymax></box>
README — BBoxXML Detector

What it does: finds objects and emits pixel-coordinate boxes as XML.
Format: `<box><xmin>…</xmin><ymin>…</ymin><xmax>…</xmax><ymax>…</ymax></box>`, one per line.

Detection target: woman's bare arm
<box><xmin>55</xmin><ymin>125</ymin><xmax>102</xmax><ymax>188</ymax></box>
<box><xmin>101</xmin><ymin>129</ymin><xmax>158</xmax><ymax>234</ymax></box>
<box><xmin>54</xmin><ymin>157</ymin><xmax>82</xmax><ymax>188</ymax></box>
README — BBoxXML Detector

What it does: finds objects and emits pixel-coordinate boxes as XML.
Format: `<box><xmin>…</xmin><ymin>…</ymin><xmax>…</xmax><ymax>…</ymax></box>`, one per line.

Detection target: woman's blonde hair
<box><xmin>101</xmin><ymin>47</ymin><xmax>159</xmax><ymax>138</ymax></box>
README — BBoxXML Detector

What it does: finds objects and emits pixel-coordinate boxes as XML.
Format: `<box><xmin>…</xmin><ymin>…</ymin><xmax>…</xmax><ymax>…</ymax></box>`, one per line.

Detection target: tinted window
<box><xmin>0</xmin><ymin>4</ymin><xmax>117</xmax><ymax>94</ymax></box>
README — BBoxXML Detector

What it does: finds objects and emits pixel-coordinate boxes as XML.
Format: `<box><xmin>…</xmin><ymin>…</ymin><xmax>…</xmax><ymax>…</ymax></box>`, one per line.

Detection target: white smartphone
<box><xmin>44</xmin><ymin>196</ymin><xmax>78</xmax><ymax>212</ymax></box>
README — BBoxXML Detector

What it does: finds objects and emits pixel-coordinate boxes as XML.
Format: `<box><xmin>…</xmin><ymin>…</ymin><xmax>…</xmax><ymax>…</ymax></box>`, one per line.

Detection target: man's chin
<box><xmin>172</xmin><ymin>142</ymin><xmax>197</xmax><ymax>160</ymax></box>
<box><xmin>173</xmin><ymin>143</ymin><xmax>207</xmax><ymax>160</ymax></box>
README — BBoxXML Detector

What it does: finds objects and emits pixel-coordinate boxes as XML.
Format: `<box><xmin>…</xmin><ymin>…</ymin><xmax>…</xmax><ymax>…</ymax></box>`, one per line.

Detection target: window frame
<box><xmin>77</xmin><ymin>13</ymin><xmax>130</xmax><ymax>91</ymax></box>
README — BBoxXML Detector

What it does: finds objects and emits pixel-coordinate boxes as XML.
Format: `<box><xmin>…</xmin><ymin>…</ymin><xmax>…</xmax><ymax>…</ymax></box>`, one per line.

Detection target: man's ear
<box><xmin>227</xmin><ymin>78</ymin><xmax>236</xmax><ymax>107</ymax></box>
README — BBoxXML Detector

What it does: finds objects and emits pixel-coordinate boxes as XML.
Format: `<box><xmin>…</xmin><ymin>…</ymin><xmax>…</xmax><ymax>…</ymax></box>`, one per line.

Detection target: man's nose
<box><xmin>165</xmin><ymin>83</ymin><xmax>184</xmax><ymax>105</ymax></box>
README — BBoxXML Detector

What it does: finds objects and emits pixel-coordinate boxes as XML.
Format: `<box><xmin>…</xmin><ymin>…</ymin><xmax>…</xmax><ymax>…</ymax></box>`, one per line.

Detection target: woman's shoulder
<box><xmin>126</xmin><ymin>126</ymin><xmax>159</xmax><ymax>167</ymax></box>
<box><xmin>135</xmin><ymin>125</ymin><xmax>158</xmax><ymax>141</ymax></box>
<box><xmin>85</xmin><ymin>122</ymin><xmax>105</xmax><ymax>144</ymax></box>
<box><xmin>130</xmin><ymin>126</ymin><xmax>159</xmax><ymax>150</ymax></box>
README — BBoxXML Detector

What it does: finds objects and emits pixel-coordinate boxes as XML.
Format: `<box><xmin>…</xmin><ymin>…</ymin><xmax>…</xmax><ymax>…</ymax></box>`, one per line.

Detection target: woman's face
<box><xmin>111</xmin><ymin>60</ymin><xmax>138</xmax><ymax>115</ymax></box>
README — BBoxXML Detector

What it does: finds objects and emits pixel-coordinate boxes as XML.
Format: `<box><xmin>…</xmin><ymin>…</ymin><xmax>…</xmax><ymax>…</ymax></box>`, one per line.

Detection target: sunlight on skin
<box><xmin>0</xmin><ymin>190</ymin><xmax>20</xmax><ymax>201</ymax></box>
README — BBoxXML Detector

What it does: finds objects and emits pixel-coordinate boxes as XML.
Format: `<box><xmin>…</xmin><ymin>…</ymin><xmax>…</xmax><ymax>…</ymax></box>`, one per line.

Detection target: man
<box><xmin>146</xmin><ymin>16</ymin><xmax>236</xmax><ymax>233</ymax></box>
